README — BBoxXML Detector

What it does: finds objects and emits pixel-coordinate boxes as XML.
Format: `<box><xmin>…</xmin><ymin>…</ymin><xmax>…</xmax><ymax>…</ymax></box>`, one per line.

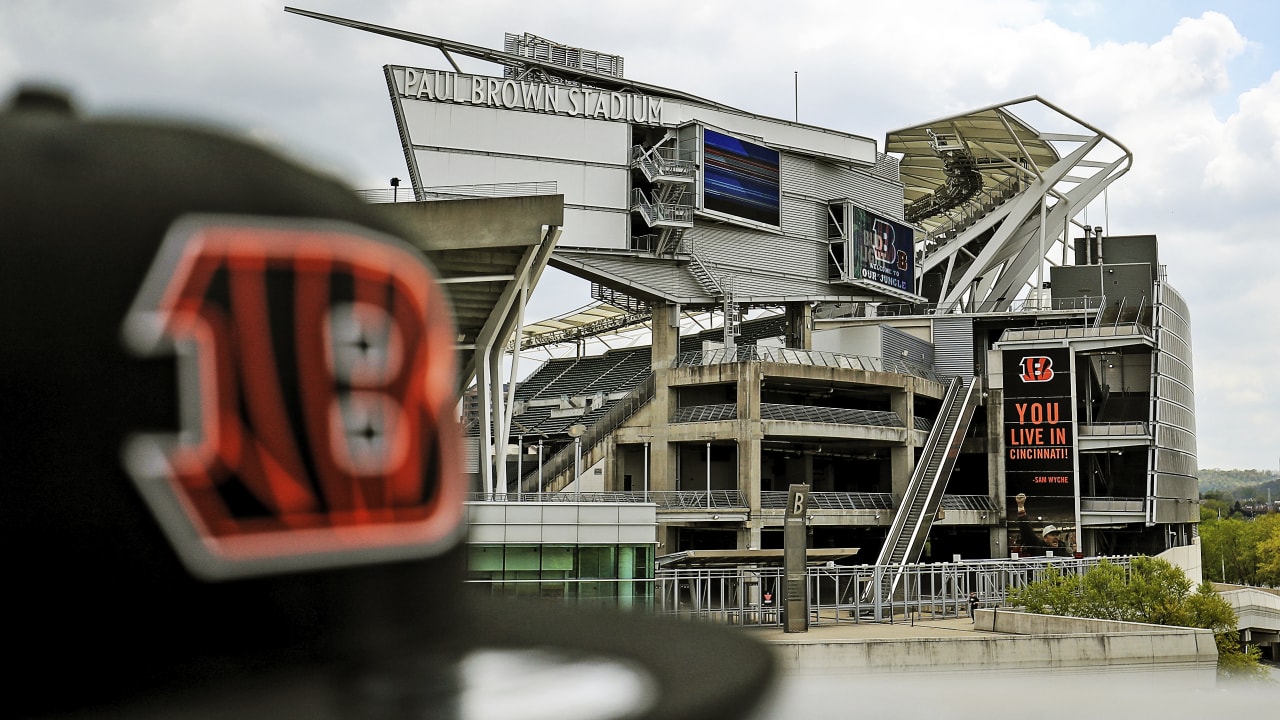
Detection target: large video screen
<box><xmin>702</xmin><ymin>128</ymin><xmax>781</xmax><ymax>228</ymax></box>
<box><xmin>1002</xmin><ymin>347</ymin><xmax>1078</xmax><ymax>558</ymax></box>
<box><xmin>847</xmin><ymin>206</ymin><xmax>915</xmax><ymax>295</ymax></box>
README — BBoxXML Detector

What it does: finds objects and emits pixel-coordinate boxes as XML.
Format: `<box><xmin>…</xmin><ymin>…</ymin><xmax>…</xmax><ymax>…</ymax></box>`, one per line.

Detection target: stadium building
<box><xmin>294</xmin><ymin>10</ymin><xmax>1200</xmax><ymax>579</ymax></box>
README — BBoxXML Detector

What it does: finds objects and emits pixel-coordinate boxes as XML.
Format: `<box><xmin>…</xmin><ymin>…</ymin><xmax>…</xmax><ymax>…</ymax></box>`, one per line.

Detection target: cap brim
<box><xmin>465</xmin><ymin>593</ymin><xmax>777</xmax><ymax>719</ymax></box>
<box><xmin>55</xmin><ymin>590</ymin><xmax>777</xmax><ymax>720</ymax></box>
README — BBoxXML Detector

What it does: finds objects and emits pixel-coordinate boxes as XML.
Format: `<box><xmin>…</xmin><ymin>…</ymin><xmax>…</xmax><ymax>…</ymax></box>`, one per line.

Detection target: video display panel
<box><xmin>702</xmin><ymin>128</ymin><xmax>781</xmax><ymax>228</ymax></box>
<box><xmin>1002</xmin><ymin>347</ymin><xmax>1078</xmax><ymax>557</ymax></box>
<box><xmin>847</xmin><ymin>206</ymin><xmax>915</xmax><ymax>295</ymax></box>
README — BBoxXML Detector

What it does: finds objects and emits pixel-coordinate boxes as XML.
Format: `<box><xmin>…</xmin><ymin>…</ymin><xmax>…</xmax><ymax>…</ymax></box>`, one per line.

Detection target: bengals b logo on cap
<box><xmin>121</xmin><ymin>215</ymin><xmax>465</xmax><ymax>580</ymax></box>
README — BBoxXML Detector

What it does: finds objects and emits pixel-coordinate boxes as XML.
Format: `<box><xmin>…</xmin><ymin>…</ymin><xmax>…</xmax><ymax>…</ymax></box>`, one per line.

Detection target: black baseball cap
<box><xmin>1</xmin><ymin>84</ymin><xmax>775</xmax><ymax>719</ymax></box>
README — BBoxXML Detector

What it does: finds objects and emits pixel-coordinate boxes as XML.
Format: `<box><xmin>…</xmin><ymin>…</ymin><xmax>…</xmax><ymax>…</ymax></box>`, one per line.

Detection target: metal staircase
<box><xmin>521</xmin><ymin>373</ymin><xmax>656</xmax><ymax>494</ymax></box>
<box><xmin>871</xmin><ymin>376</ymin><xmax>980</xmax><ymax>599</ymax></box>
<box><xmin>688</xmin><ymin>252</ymin><xmax>722</xmax><ymax>296</ymax></box>
<box><xmin>631</xmin><ymin>143</ymin><xmax>695</xmax><ymax>185</ymax></box>
<box><xmin>631</xmin><ymin>141</ymin><xmax>695</xmax><ymax>255</ymax></box>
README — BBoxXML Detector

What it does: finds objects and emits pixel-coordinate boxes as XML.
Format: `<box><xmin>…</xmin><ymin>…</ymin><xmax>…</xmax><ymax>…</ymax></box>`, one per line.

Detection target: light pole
<box><xmin>537</xmin><ymin>438</ymin><xmax>544</xmax><ymax>501</ymax></box>
<box><xmin>516</xmin><ymin>434</ymin><xmax>523</xmax><ymax>502</ymax></box>
<box><xmin>390</xmin><ymin>176</ymin><xmax>401</xmax><ymax>202</ymax></box>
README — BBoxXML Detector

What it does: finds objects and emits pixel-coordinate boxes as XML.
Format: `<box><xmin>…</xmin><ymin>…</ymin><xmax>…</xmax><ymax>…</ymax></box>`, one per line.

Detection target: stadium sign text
<box><xmin>391</xmin><ymin>67</ymin><xmax>667</xmax><ymax>124</ymax></box>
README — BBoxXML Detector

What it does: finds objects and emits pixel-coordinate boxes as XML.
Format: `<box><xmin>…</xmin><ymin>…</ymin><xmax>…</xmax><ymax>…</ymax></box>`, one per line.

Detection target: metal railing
<box><xmin>760</xmin><ymin>491</ymin><xmax>894</xmax><ymax>510</ymax></box>
<box><xmin>473</xmin><ymin>489</ymin><xmax>747</xmax><ymax>509</ymax></box>
<box><xmin>468</xmin><ymin>491</ymin><xmax>992</xmax><ymax>513</ymax></box>
<box><xmin>630</xmin><ymin>188</ymin><xmax>694</xmax><ymax>226</ymax></box>
<box><xmin>630</xmin><ymin>144</ymin><xmax>696</xmax><ymax>181</ymax></box>
<box><xmin>1081</xmin><ymin>497</ymin><xmax>1145</xmax><ymax>513</ymax></box>
<box><xmin>654</xmin><ymin>556</ymin><xmax>1135</xmax><ymax>626</ymax></box>
<box><xmin>999</xmin><ymin>323</ymin><xmax>1152</xmax><ymax>342</ymax></box>
<box><xmin>939</xmin><ymin>494</ymin><xmax>998</xmax><ymax>511</ymax></box>
<box><xmin>672</xmin><ymin>403</ymin><xmax>907</xmax><ymax>427</ymax></box>
<box><xmin>760</xmin><ymin>403</ymin><xmax>905</xmax><ymax>427</ymax></box>
<box><xmin>520</xmin><ymin>373</ymin><xmax>656</xmax><ymax>493</ymax></box>
<box><xmin>872</xmin><ymin>294</ymin><xmax>1106</xmax><ymax>318</ymax></box>
<box><xmin>1078</xmin><ymin>422</ymin><xmax>1150</xmax><ymax>436</ymax></box>
<box><xmin>356</xmin><ymin>181</ymin><xmax>558</xmax><ymax>203</ymax></box>
<box><xmin>673</xmin><ymin>345</ymin><xmax>942</xmax><ymax>383</ymax></box>
<box><xmin>671</xmin><ymin>403</ymin><xmax>737</xmax><ymax>423</ymax></box>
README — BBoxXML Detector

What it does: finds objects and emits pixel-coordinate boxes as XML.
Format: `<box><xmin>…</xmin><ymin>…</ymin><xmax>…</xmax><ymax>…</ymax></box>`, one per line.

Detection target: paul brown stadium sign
<box><xmin>388</xmin><ymin>67</ymin><xmax>668</xmax><ymax>124</ymax></box>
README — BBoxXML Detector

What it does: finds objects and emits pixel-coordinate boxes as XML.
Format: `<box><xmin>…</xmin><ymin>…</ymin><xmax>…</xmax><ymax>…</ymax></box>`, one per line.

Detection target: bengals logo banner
<box><xmin>1017</xmin><ymin>355</ymin><xmax>1055</xmax><ymax>383</ymax></box>
<box><xmin>122</xmin><ymin>216</ymin><xmax>464</xmax><ymax>579</ymax></box>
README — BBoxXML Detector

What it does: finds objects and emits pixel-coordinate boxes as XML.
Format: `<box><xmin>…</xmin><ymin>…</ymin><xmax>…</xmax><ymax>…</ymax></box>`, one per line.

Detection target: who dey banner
<box><xmin>1002</xmin><ymin>347</ymin><xmax>1077</xmax><ymax>555</ymax></box>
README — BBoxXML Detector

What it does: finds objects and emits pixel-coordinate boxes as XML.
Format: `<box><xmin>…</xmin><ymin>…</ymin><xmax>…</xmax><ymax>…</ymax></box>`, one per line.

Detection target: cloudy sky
<box><xmin>3</xmin><ymin>0</ymin><xmax>1277</xmax><ymax>471</ymax></box>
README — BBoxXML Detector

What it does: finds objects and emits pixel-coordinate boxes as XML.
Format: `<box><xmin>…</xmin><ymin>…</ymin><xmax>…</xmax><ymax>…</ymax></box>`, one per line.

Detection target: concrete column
<box><xmin>784</xmin><ymin>302</ymin><xmax>813</xmax><ymax>349</ymax></box>
<box><xmin>652</xmin><ymin>436</ymin><xmax>674</xmax><ymax>492</ymax></box>
<box><xmin>890</xmin><ymin>382</ymin><xmax>916</xmax><ymax>497</ymax></box>
<box><xmin>650</xmin><ymin>302</ymin><xmax>680</xmax><ymax>370</ymax></box>
<box><xmin>988</xmin><ymin>386</ymin><xmax>1008</xmax><ymax>557</ymax></box>
<box><xmin>738</xmin><ymin>363</ymin><xmax>762</xmax><ymax>519</ymax></box>
<box><xmin>738</xmin><ymin>520</ymin><xmax>763</xmax><ymax>552</ymax></box>
<box><xmin>650</xmin><ymin>302</ymin><xmax>678</xmax><ymax>492</ymax></box>
<box><xmin>660</xmin><ymin>525</ymin><xmax>679</xmax><ymax>556</ymax></box>
<box><xmin>605</xmin><ymin>436</ymin><xmax>619</xmax><ymax>491</ymax></box>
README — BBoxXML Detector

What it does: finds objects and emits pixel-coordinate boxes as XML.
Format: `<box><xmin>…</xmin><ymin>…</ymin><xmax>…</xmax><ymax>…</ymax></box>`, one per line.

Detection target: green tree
<box><xmin>1200</xmin><ymin>490</ymin><xmax>1233</xmax><ymax>520</ymax></box>
<box><xmin>1008</xmin><ymin>557</ymin><xmax>1266</xmax><ymax>680</ymax></box>
<box><xmin>1200</xmin><ymin>513</ymin><xmax>1280</xmax><ymax>586</ymax></box>
<box><xmin>1252</xmin><ymin>514</ymin><xmax>1280</xmax><ymax>587</ymax></box>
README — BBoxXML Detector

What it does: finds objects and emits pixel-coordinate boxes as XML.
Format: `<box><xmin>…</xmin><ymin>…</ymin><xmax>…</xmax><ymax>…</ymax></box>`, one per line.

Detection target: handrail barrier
<box><xmin>654</xmin><ymin>556</ymin><xmax>1133</xmax><ymax>625</ymax></box>
<box><xmin>519</xmin><ymin>373</ymin><xmax>656</xmax><ymax>494</ymax></box>
<box><xmin>673</xmin><ymin>344</ymin><xmax>943</xmax><ymax>384</ymax></box>
<box><xmin>472</xmin><ymin>489</ymin><xmax>748</xmax><ymax>508</ymax></box>
<box><xmin>466</xmin><ymin>556</ymin><xmax>1135</xmax><ymax>624</ymax></box>
<box><xmin>357</xmin><ymin>180</ymin><xmax>558</xmax><ymax>203</ymax></box>
<box><xmin>1078</xmin><ymin>422</ymin><xmax>1150</xmax><ymax>437</ymax></box>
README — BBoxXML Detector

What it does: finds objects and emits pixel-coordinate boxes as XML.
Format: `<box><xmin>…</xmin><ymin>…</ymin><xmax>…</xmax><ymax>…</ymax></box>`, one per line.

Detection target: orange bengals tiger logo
<box><xmin>122</xmin><ymin>216</ymin><xmax>464</xmax><ymax>579</ymax></box>
<box><xmin>1018</xmin><ymin>356</ymin><xmax>1056</xmax><ymax>383</ymax></box>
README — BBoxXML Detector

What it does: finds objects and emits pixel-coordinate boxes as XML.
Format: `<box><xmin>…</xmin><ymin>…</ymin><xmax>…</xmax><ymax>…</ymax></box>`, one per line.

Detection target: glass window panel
<box><xmin>542</xmin><ymin>545</ymin><xmax>575</xmax><ymax>571</ymax></box>
<box><xmin>505</xmin><ymin>545</ymin><xmax>541</xmax><ymax>571</ymax></box>
<box><xmin>469</xmin><ymin>545</ymin><xmax>504</xmax><ymax>572</ymax></box>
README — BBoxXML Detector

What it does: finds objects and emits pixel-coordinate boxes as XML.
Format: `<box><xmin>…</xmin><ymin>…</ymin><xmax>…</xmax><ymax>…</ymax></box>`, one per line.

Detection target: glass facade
<box><xmin>467</xmin><ymin>544</ymin><xmax>655</xmax><ymax>608</ymax></box>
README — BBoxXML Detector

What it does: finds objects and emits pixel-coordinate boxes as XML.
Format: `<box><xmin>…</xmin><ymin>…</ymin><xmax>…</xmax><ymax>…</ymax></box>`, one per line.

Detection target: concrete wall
<box><xmin>1157</xmin><ymin>539</ymin><xmax>1203</xmax><ymax>585</ymax></box>
<box><xmin>468</xmin><ymin>501</ymin><xmax>656</xmax><ymax>544</ymax></box>
<box><xmin>770</xmin><ymin>610</ymin><xmax>1216</xmax><ymax>685</ymax></box>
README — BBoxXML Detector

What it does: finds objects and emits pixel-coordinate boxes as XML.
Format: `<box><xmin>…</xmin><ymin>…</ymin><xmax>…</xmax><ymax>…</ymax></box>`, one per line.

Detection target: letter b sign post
<box><xmin>783</xmin><ymin>484</ymin><xmax>810</xmax><ymax>633</ymax></box>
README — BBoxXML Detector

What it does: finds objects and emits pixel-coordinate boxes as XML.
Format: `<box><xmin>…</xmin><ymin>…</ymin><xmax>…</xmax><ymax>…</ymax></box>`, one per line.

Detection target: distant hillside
<box><xmin>1199</xmin><ymin>468</ymin><xmax>1280</xmax><ymax>498</ymax></box>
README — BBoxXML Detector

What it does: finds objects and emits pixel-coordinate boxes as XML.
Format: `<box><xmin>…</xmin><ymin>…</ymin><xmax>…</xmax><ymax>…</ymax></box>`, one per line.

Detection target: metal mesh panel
<box><xmin>760</xmin><ymin>403</ymin><xmax>904</xmax><ymax>427</ymax></box>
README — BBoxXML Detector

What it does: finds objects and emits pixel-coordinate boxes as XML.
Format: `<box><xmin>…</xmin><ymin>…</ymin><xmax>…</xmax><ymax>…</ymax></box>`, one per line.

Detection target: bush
<box><xmin>1008</xmin><ymin>557</ymin><xmax>1268</xmax><ymax>681</ymax></box>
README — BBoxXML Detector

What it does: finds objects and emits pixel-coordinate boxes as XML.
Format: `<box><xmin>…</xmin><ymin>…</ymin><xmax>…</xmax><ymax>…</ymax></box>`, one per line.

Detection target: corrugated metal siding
<box><xmin>781</xmin><ymin>153</ymin><xmax>906</xmax><ymax>222</ymax></box>
<box><xmin>881</xmin><ymin>325</ymin><xmax>934</xmax><ymax>369</ymax></box>
<box><xmin>1156</xmin><ymin>351</ymin><xmax>1194</xmax><ymax>389</ymax></box>
<box><xmin>1154</xmin><ymin>473</ymin><xmax>1197</xmax><ymax>499</ymax></box>
<box><xmin>1155</xmin><ymin>424</ymin><xmax>1196</xmax><ymax>454</ymax></box>
<box><xmin>688</xmin><ymin>224</ymin><xmax>824</xmax><ymax>281</ymax></box>
<box><xmin>1156</xmin><ymin>376</ymin><xmax>1195</xmax><ymax>411</ymax></box>
<box><xmin>931</xmin><ymin>316</ymin><xmax>974</xmax><ymax>378</ymax></box>
<box><xmin>1154</xmin><ymin>448</ymin><xmax>1197</xmax><ymax>476</ymax></box>
<box><xmin>1151</xmin><ymin>279</ymin><xmax>1197</xmax><ymax>505</ymax></box>
<box><xmin>872</xmin><ymin>152</ymin><xmax>902</xmax><ymax>183</ymax></box>
<box><xmin>780</xmin><ymin>194</ymin><xmax>826</xmax><ymax>238</ymax></box>
<box><xmin>558</xmin><ymin>251</ymin><xmax>706</xmax><ymax>299</ymax></box>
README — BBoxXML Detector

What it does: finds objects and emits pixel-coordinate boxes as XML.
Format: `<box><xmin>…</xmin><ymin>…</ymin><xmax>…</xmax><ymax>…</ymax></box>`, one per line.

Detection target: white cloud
<box><xmin>2</xmin><ymin>1</ymin><xmax>1276</xmax><ymax>468</ymax></box>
